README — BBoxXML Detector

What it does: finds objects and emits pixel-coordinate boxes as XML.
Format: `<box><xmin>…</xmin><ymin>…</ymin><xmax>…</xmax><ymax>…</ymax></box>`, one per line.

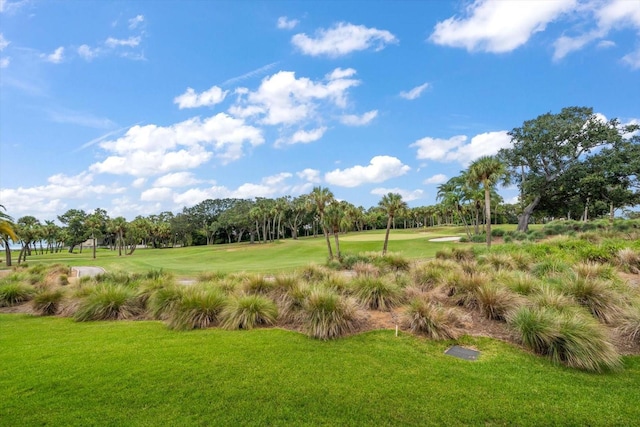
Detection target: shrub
<box><xmin>221</xmin><ymin>294</ymin><xmax>278</xmax><ymax>330</ymax></box>
<box><xmin>503</xmin><ymin>235</ymin><xmax>513</xmax><ymax>243</ymax></box>
<box><xmin>403</xmin><ymin>297</ymin><xmax>459</xmax><ymax>340</ymax></box>
<box><xmin>167</xmin><ymin>287</ymin><xmax>227</xmax><ymax>330</ymax></box>
<box><xmin>475</xmin><ymin>283</ymin><xmax>522</xmax><ymax>321</ymax></box>
<box><xmin>0</xmin><ymin>282</ymin><xmax>35</xmax><ymax>307</ymax></box>
<box><xmin>563</xmin><ymin>276</ymin><xmax>625</xmax><ymax>324</ymax></box>
<box><xmin>491</xmin><ymin>228</ymin><xmax>505</xmax><ymax>237</ymax></box>
<box><xmin>508</xmin><ymin>306</ymin><xmax>621</xmax><ymax>372</ymax></box>
<box><xmin>340</xmin><ymin>253</ymin><xmax>373</xmax><ymax>270</ymax></box>
<box><xmin>349</xmin><ymin>276</ymin><xmax>401</xmax><ymax>311</ymax></box>
<box><xmin>303</xmin><ymin>288</ymin><xmax>359</xmax><ymax>340</ymax></box>
<box><xmin>74</xmin><ymin>284</ymin><xmax>144</xmax><ymax>321</ymax></box>
<box><xmin>470</xmin><ymin>233</ymin><xmax>487</xmax><ymax>243</ymax></box>
<box><xmin>32</xmin><ymin>289</ymin><xmax>65</xmax><ymax>315</ymax></box>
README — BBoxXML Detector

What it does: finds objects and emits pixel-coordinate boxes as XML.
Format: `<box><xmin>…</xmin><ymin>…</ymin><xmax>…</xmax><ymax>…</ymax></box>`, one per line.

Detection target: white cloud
<box><xmin>105</xmin><ymin>36</ymin><xmax>141</xmax><ymax>48</ymax></box>
<box><xmin>90</xmin><ymin>113</ymin><xmax>264</xmax><ymax>176</ymax></box>
<box><xmin>324</xmin><ymin>155</ymin><xmax>410</xmax><ymax>188</ymax></box>
<box><xmin>370</xmin><ymin>187</ymin><xmax>424</xmax><ymax>202</ymax></box>
<box><xmin>297</xmin><ymin>168</ymin><xmax>321</xmax><ymax>183</ymax></box>
<box><xmin>231</xmin><ymin>69</ymin><xmax>360</xmax><ymax>126</ymax></box>
<box><xmin>622</xmin><ymin>48</ymin><xmax>640</xmax><ymax>69</ymax></box>
<box><xmin>326</xmin><ymin>67</ymin><xmax>357</xmax><ymax>80</ymax></box>
<box><xmin>77</xmin><ymin>44</ymin><xmax>99</xmax><ymax>60</ymax></box>
<box><xmin>41</xmin><ymin>46</ymin><xmax>64</xmax><ymax>63</ymax></box>
<box><xmin>174</xmin><ymin>86</ymin><xmax>228</xmax><ymax>109</ymax></box>
<box><xmin>277</xmin><ymin>16</ymin><xmax>299</xmax><ymax>30</ymax></box>
<box><xmin>597</xmin><ymin>40</ymin><xmax>616</xmax><ymax>49</ymax></box>
<box><xmin>277</xmin><ymin>127</ymin><xmax>327</xmax><ymax>147</ymax></box>
<box><xmin>430</xmin><ymin>0</ymin><xmax>576</xmax><ymax>53</ymax></box>
<box><xmin>411</xmin><ymin>131</ymin><xmax>511</xmax><ymax>165</ymax></box>
<box><xmin>153</xmin><ymin>172</ymin><xmax>203</xmax><ymax>188</ymax></box>
<box><xmin>140</xmin><ymin>187</ymin><xmax>174</xmax><ymax>202</ymax></box>
<box><xmin>0</xmin><ymin>57</ymin><xmax>9</xmax><ymax>68</ymax></box>
<box><xmin>399</xmin><ymin>82</ymin><xmax>430</xmax><ymax>100</ymax></box>
<box><xmin>132</xmin><ymin>178</ymin><xmax>147</xmax><ymax>188</ymax></box>
<box><xmin>423</xmin><ymin>174</ymin><xmax>448</xmax><ymax>185</ymax></box>
<box><xmin>340</xmin><ymin>110</ymin><xmax>378</xmax><ymax>126</ymax></box>
<box><xmin>292</xmin><ymin>22</ymin><xmax>398</xmax><ymax>57</ymax></box>
<box><xmin>0</xmin><ymin>33</ymin><xmax>9</xmax><ymax>50</ymax></box>
<box><xmin>0</xmin><ymin>0</ymin><xmax>28</xmax><ymax>14</ymax></box>
<box><xmin>128</xmin><ymin>14</ymin><xmax>145</xmax><ymax>29</ymax></box>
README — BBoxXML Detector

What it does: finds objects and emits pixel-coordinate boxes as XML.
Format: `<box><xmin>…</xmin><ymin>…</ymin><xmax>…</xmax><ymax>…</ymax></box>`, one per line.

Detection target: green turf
<box><xmin>2</xmin><ymin>228</ymin><xmax>463</xmax><ymax>276</ymax></box>
<box><xmin>1</xmin><ymin>314</ymin><xmax>638</xmax><ymax>426</ymax></box>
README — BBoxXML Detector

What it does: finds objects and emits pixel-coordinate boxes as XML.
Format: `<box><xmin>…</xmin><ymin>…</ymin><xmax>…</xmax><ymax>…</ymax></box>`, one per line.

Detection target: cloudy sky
<box><xmin>1</xmin><ymin>0</ymin><xmax>639</xmax><ymax>220</ymax></box>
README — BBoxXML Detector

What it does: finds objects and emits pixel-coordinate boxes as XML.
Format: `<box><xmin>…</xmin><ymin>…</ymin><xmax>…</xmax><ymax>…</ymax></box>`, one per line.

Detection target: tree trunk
<box><xmin>484</xmin><ymin>186</ymin><xmax>492</xmax><ymax>248</ymax></box>
<box><xmin>3</xmin><ymin>238</ymin><xmax>11</xmax><ymax>266</ymax></box>
<box><xmin>320</xmin><ymin>214</ymin><xmax>333</xmax><ymax>259</ymax></box>
<box><xmin>583</xmin><ymin>197</ymin><xmax>589</xmax><ymax>222</ymax></box>
<box><xmin>382</xmin><ymin>216</ymin><xmax>393</xmax><ymax>255</ymax></box>
<box><xmin>333</xmin><ymin>229</ymin><xmax>341</xmax><ymax>259</ymax></box>
<box><xmin>609</xmin><ymin>202</ymin><xmax>615</xmax><ymax>222</ymax></box>
<box><xmin>517</xmin><ymin>195</ymin><xmax>541</xmax><ymax>232</ymax></box>
<box><xmin>92</xmin><ymin>235</ymin><xmax>97</xmax><ymax>259</ymax></box>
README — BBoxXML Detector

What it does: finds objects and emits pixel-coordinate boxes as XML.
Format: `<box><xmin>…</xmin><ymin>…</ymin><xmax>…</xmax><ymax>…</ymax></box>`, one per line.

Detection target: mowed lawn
<box><xmin>2</xmin><ymin>228</ymin><xmax>465</xmax><ymax>276</ymax></box>
<box><xmin>1</xmin><ymin>314</ymin><xmax>639</xmax><ymax>426</ymax></box>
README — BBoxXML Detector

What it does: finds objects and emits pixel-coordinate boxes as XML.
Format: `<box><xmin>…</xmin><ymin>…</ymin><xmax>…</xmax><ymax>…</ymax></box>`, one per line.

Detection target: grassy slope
<box><xmin>2</xmin><ymin>228</ymin><xmax>463</xmax><ymax>276</ymax></box>
<box><xmin>1</xmin><ymin>315</ymin><xmax>639</xmax><ymax>426</ymax></box>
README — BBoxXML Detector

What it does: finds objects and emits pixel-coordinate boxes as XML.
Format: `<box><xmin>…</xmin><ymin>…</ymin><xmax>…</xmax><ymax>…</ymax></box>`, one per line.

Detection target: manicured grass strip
<box><xmin>1</xmin><ymin>315</ymin><xmax>639</xmax><ymax>426</ymax></box>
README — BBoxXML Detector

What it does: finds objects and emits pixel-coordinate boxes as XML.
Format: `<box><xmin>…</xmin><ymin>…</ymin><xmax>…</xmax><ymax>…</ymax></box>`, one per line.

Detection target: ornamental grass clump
<box><xmin>299</xmin><ymin>264</ymin><xmax>330</xmax><ymax>283</ymax></box>
<box><xmin>508</xmin><ymin>306</ymin><xmax>621</xmax><ymax>372</ymax></box>
<box><xmin>221</xmin><ymin>294</ymin><xmax>278</xmax><ymax>330</ymax></box>
<box><xmin>563</xmin><ymin>276</ymin><xmax>625</xmax><ymax>324</ymax></box>
<box><xmin>374</xmin><ymin>253</ymin><xmax>411</xmax><ymax>273</ymax></box>
<box><xmin>475</xmin><ymin>283</ymin><xmax>523</xmax><ymax>321</ymax></box>
<box><xmin>32</xmin><ymin>288</ymin><xmax>65</xmax><ymax>315</ymax></box>
<box><xmin>531</xmin><ymin>285</ymin><xmax>574</xmax><ymax>312</ymax></box>
<box><xmin>571</xmin><ymin>262</ymin><xmax>616</xmax><ymax>280</ymax></box>
<box><xmin>615</xmin><ymin>248</ymin><xmax>640</xmax><ymax>274</ymax></box>
<box><xmin>531</xmin><ymin>259</ymin><xmax>571</xmax><ymax>278</ymax></box>
<box><xmin>148</xmin><ymin>284</ymin><xmax>185</xmax><ymax>320</ymax></box>
<box><xmin>352</xmin><ymin>261</ymin><xmax>380</xmax><ymax>278</ymax></box>
<box><xmin>410</xmin><ymin>263</ymin><xmax>446</xmax><ymax>291</ymax></box>
<box><xmin>349</xmin><ymin>276</ymin><xmax>401</xmax><ymax>311</ymax></box>
<box><xmin>617</xmin><ymin>303</ymin><xmax>640</xmax><ymax>343</ymax></box>
<box><xmin>0</xmin><ymin>282</ymin><xmax>35</xmax><ymax>307</ymax></box>
<box><xmin>167</xmin><ymin>286</ymin><xmax>227</xmax><ymax>330</ymax></box>
<box><xmin>303</xmin><ymin>288</ymin><xmax>359</xmax><ymax>340</ymax></box>
<box><xmin>481</xmin><ymin>252</ymin><xmax>517</xmax><ymax>271</ymax></box>
<box><xmin>277</xmin><ymin>281</ymin><xmax>310</xmax><ymax>323</ymax></box>
<box><xmin>403</xmin><ymin>297</ymin><xmax>459</xmax><ymax>340</ymax></box>
<box><xmin>74</xmin><ymin>284</ymin><xmax>144</xmax><ymax>321</ymax></box>
<box><xmin>498</xmin><ymin>271</ymin><xmax>540</xmax><ymax>296</ymax></box>
<box><xmin>241</xmin><ymin>274</ymin><xmax>276</xmax><ymax>295</ymax></box>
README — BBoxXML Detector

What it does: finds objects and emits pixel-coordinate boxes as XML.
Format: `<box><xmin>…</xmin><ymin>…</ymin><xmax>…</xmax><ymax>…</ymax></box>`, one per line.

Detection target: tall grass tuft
<box><xmin>299</xmin><ymin>264</ymin><xmax>330</xmax><ymax>283</ymax></box>
<box><xmin>32</xmin><ymin>289</ymin><xmax>65</xmax><ymax>315</ymax></box>
<box><xmin>615</xmin><ymin>248</ymin><xmax>640</xmax><ymax>274</ymax></box>
<box><xmin>303</xmin><ymin>288</ymin><xmax>359</xmax><ymax>340</ymax></box>
<box><xmin>352</xmin><ymin>261</ymin><xmax>380</xmax><ymax>278</ymax></box>
<box><xmin>481</xmin><ymin>253</ymin><xmax>517</xmax><ymax>271</ymax></box>
<box><xmin>563</xmin><ymin>276</ymin><xmax>624</xmax><ymax>324</ymax></box>
<box><xmin>403</xmin><ymin>297</ymin><xmax>459</xmax><ymax>340</ymax></box>
<box><xmin>531</xmin><ymin>259</ymin><xmax>571</xmax><ymax>278</ymax></box>
<box><xmin>508</xmin><ymin>306</ymin><xmax>621</xmax><ymax>372</ymax></box>
<box><xmin>410</xmin><ymin>263</ymin><xmax>446</xmax><ymax>291</ymax></box>
<box><xmin>498</xmin><ymin>271</ymin><xmax>540</xmax><ymax>295</ymax></box>
<box><xmin>277</xmin><ymin>281</ymin><xmax>310</xmax><ymax>323</ymax></box>
<box><xmin>147</xmin><ymin>284</ymin><xmax>185</xmax><ymax>320</ymax></box>
<box><xmin>221</xmin><ymin>294</ymin><xmax>278</xmax><ymax>330</ymax></box>
<box><xmin>531</xmin><ymin>285</ymin><xmax>574</xmax><ymax>311</ymax></box>
<box><xmin>167</xmin><ymin>287</ymin><xmax>226</xmax><ymax>330</ymax></box>
<box><xmin>197</xmin><ymin>271</ymin><xmax>227</xmax><ymax>283</ymax></box>
<box><xmin>74</xmin><ymin>284</ymin><xmax>144</xmax><ymax>321</ymax></box>
<box><xmin>375</xmin><ymin>253</ymin><xmax>411</xmax><ymax>273</ymax></box>
<box><xmin>241</xmin><ymin>274</ymin><xmax>275</xmax><ymax>294</ymax></box>
<box><xmin>572</xmin><ymin>262</ymin><xmax>615</xmax><ymax>280</ymax></box>
<box><xmin>349</xmin><ymin>276</ymin><xmax>402</xmax><ymax>310</ymax></box>
<box><xmin>0</xmin><ymin>282</ymin><xmax>36</xmax><ymax>307</ymax></box>
<box><xmin>617</xmin><ymin>303</ymin><xmax>640</xmax><ymax>343</ymax></box>
<box><xmin>475</xmin><ymin>283</ymin><xmax>522</xmax><ymax>321</ymax></box>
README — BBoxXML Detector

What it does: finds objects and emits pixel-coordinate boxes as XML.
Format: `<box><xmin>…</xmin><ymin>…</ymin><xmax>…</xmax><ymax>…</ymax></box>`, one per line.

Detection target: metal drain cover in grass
<box><xmin>445</xmin><ymin>346</ymin><xmax>480</xmax><ymax>361</ymax></box>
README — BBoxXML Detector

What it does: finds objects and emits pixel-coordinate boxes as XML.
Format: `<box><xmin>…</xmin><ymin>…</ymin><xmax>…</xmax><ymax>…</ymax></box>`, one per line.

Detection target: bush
<box><xmin>0</xmin><ymin>282</ymin><xmax>35</xmax><ymax>307</ymax></box>
<box><xmin>349</xmin><ymin>277</ymin><xmax>401</xmax><ymax>311</ymax></box>
<box><xmin>508</xmin><ymin>306</ymin><xmax>621</xmax><ymax>372</ymax></box>
<box><xmin>221</xmin><ymin>294</ymin><xmax>278</xmax><ymax>330</ymax></box>
<box><xmin>470</xmin><ymin>234</ymin><xmax>487</xmax><ymax>243</ymax></box>
<box><xmin>403</xmin><ymin>297</ymin><xmax>459</xmax><ymax>340</ymax></box>
<box><xmin>74</xmin><ymin>284</ymin><xmax>144</xmax><ymax>321</ymax></box>
<box><xmin>167</xmin><ymin>287</ymin><xmax>227</xmax><ymax>330</ymax></box>
<box><xmin>503</xmin><ymin>235</ymin><xmax>513</xmax><ymax>243</ymax></box>
<box><xmin>475</xmin><ymin>283</ymin><xmax>522</xmax><ymax>321</ymax></box>
<box><xmin>303</xmin><ymin>288</ymin><xmax>359</xmax><ymax>340</ymax></box>
<box><xmin>32</xmin><ymin>289</ymin><xmax>65</xmax><ymax>315</ymax></box>
<box><xmin>339</xmin><ymin>253</ymin><xmax>373</xmax><ymax>270</ymax></box>
<box><xmin>491</xmin><ymin>228</ymin><xmax>505</xmax><ymax>237</ymax></box>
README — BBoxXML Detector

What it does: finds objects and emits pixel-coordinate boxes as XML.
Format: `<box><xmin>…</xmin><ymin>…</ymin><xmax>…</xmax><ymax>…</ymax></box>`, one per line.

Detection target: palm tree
<box><xmin>466</xmin><ymin>155</ymin><xmax>510</xmax><ymax>248</ymax></box>
<box><xmin>110</xmin><ymin>217</ymin><xmax>128</xmax><ymax>256</ymax></box>
<box><xmin>0</xmin><ymin>205</ymin><xmax>18</xmax><ymax>266</ymax></box>
<box><xmin>324</xmin><ymin>201</ymin><xmax>344</xmax><ymax>259</ymax></box>
<box><xmin>85</xmin><ymin>209</ymin><xmax>107</xmax><ymax>259</ymax></box>
<box><xmin>308</xmin><ymin>186</ymin><xmax>335</xmax><ymax>259</ymax></box>
<box><xmin>378</xmin><ymin>193</ymin><xmax>408</xmax><ymax>255</ymax></box>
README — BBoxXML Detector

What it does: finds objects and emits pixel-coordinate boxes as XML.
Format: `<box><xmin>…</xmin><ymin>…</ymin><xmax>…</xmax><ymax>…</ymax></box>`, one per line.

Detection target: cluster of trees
<box><xmin>1</xmin><ymin>106</ymin><xmax>638</xmax><ymax>266</ymax></box>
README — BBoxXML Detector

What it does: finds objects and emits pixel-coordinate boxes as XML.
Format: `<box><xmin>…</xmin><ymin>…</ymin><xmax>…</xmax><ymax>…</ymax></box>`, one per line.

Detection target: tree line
<box><xmin>1</xmin><ymin>106</ymin><xmax>638</xmax><ymax>266</ymax></box>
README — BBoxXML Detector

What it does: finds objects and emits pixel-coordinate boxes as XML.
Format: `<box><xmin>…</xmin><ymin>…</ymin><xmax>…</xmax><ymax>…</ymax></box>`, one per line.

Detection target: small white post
<box><xmin>395</xmin><ymin>324</ymin><xmax>398</xmax><ymax>337</ymax></box>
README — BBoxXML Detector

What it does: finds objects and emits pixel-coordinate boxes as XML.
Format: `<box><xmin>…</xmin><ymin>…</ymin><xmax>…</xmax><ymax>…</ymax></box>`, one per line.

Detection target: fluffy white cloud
<box><xmin>277</xmin><ymin>127</ymin><xmax>327</xmax><ymax>147</ymax></box>
<box><xmin>400</xmin><ymin>83</ymin><xmax>430</xmax><ymax>100</ymax></box>
<box><xmin>431</xmin><ymin>0</ymin><xmax>575</xmax><ymax>53</ymax></box>
<box><xmin>370</xmin><ymin>187</ymin><xmax>424</xmax><ymax>202</ymax></box>
<box><xmin>174</xmin><ymin>86</ymin><xmax>228</xmax><ymax>109</ymax></box>
<box><xmin>277</xmin><ymin>16</ymin><xmax>299</xmax><ymax>30</ymax></box>
<box><xmin>0</xmin><ymin>57</ymin><xmax>9</xmax><ymax>68</ymax></box>
<box><xmin>0</xmin><ymin>172</ymin><xmax>126</xmax><ymax>218</ymax></box>
<box><xmin>105</xmin><ymin>36</ymin><xmax>141</xmax><ymax>48</ymax></box>
<box><xmin>140</xmin><ymin>187</ymin><xmax>174</xmax><ymax>202</ymax></box>
<box><xmin>297</xmin><ymin>168</ymin><xmax>321</xmax><ymax>183</ymax></box>
<box><xmin>132</xmin><ymin>178</ymin><xmax>147</xmax><ymax>188</ymax></box>
<box><xmin>77</xmin><ymin>44</ymin><xmax>98</xmax><ymax>60</ymax></box>
<box><xmin>231</xmin><ymin>69</ymin><xmax>360</xmax><ymax>126</ymax></box>
<box><xmin>0</xmin><ymin>33</ymin><xmax>9</xmax><ymax>50</ymax></box>
<box><xmin>292</xmin><ymin>22</ymin><xmax>398</xmax><ymax>57</ymax></box>
<box><xmin>411</xmin><ymin>131</ymin><xmax>511</xmax><ymax>165</ymax></box>
<box><xmin>128</xmin><ymin>14</ymin><xmax>145</xmax><ymax>29</ymax></box>
<box><xmin>41</xmin><ymin>46</ymin><xmax>64</xmax><ymax>63</ymax></box>
<box><xmin>423</xmin><ymin>174</ymin><xmax>448</xmax><ymax>185</ymax></box>
<box><xmin>90</xmin><ymin>113</ymin><xmax>264</xmax><ymax>176</ymax></box>
<box><xmin>153</xmin><ymin>172</ymin><xmax>203</xmax><ymax>188</ymax></box>
<box><xmin>325</xmin><ymin>156</ymin><xmax>410</xmax><ymax>188</ymax></box>
<box><xmin>340</xmin><ymin>110</ymin><xmax>378</xmax><ymax>126</ymax></box>
<box><xmin>622</xmin><ymin>49</ymin><xmax>640</xmax><ymax>69</ymax></box>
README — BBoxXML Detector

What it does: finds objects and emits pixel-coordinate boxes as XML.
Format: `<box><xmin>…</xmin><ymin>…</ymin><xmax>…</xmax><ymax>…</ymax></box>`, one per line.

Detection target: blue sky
<box><xmin>1</xmin><ymin>0</ymin><xmax>639</xmax><ymax>221</ymax></box>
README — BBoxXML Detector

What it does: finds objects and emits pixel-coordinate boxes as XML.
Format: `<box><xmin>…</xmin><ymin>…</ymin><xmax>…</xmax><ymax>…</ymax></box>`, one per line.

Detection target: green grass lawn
<box><xmin>1</xmin><ymin>314</ymin><xmax>638</xmax><ymax>426</ymax></box>
<box><xmin>2</xmin><ymin>228</ymin><xmax>464</xmax><ymax>276</ymax></box>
